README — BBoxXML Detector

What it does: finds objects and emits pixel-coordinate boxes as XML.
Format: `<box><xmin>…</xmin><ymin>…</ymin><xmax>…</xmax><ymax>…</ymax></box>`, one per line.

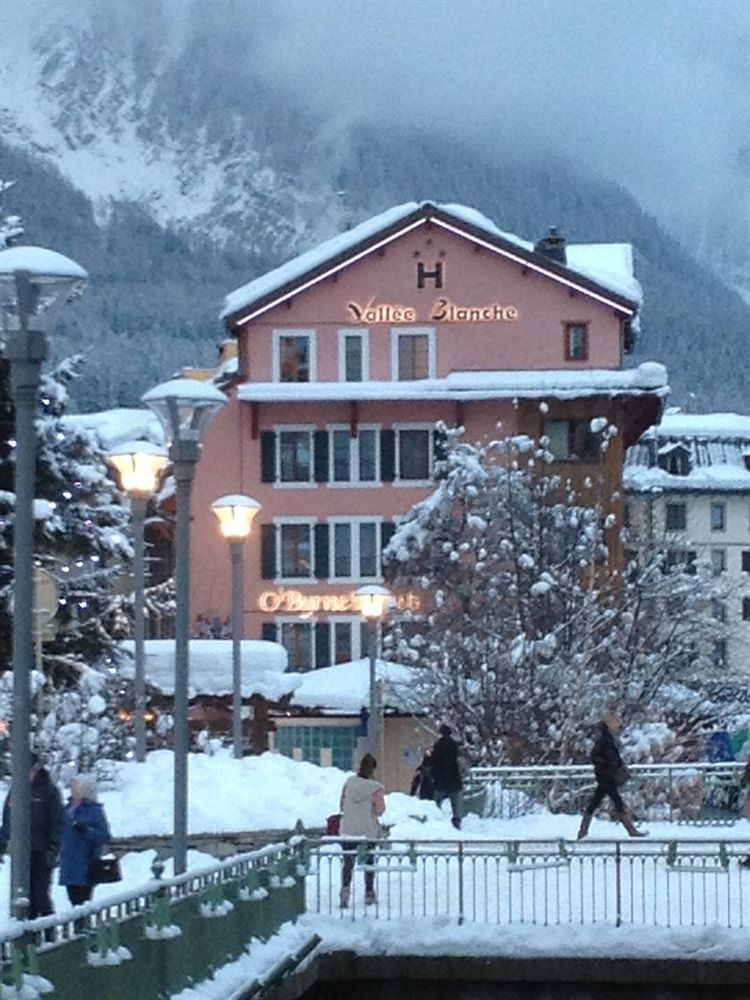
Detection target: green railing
<box><xmin>1</xmin><ymin>839</ymin><xmax>306</xmax><ymax>1000</ymax></box>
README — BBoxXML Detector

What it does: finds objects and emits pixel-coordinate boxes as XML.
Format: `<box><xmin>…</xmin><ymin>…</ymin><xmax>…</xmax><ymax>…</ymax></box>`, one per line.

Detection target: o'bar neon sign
<box><xmin>258</xmin><ymin>589</ymin><xmax>421</xmax><ymax>614</ymax></box>
<box><xmin>346</xmin><ymin>298</ymin><xmax>519</xmax><ymax>324</ymax></box>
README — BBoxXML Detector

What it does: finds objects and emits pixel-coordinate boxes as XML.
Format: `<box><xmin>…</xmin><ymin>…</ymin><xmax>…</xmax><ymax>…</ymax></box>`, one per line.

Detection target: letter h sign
<box><xmin>417</xmin><ymin>261</ymin><xmax>444</xmax><ymax>289</ymax></box>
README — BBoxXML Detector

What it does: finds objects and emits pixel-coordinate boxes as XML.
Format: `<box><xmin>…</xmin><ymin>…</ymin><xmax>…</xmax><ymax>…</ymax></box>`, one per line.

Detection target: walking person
<box><xmin>740</xmin><ymin>758</ymin><xmax>750</xmax><ymax>868</ymax></box>
<box><xmin>339</xmin><ymin>753</ymin><xmax>385</xmax><ymax>907</ymax></box>
<box><xmin>577</xmin><ymin>712</ymin><xmax>646</xmax><ymax>839</ymax></box>
<box><xmin>410</xmin><ymin>749</ymin><xmax>435</xmax><ymax>801</ymax></box>
<box><xmin>0</xmin><ymin>753</ymin><xmax>63</xmax><ymax>919</ymax></box>
<box><xmin>431</xmin><ymin>724</ymin><xmax>463</xmax><ymax>830</ymax></box>
<box><xmin>59</xmin><ymin>774</ymin><xmax>111</xmax><ymax>907</ymax></box>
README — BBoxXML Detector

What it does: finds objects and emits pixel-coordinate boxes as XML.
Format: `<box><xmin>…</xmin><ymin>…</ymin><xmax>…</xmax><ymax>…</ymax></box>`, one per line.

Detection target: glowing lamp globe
<box><xmin>107</xmin><ymin>441</ymin><xmax>168</xmax><ymax>498</ymax></box>
<box><xmin>355</xmin><ymin>584</ymin><xmax>392</xmax><ymax>622</ymax></box>
<box><xmin>212</xmin><ymin>494</ymin><xmax>261</xmax><ymax>541</ymax></box>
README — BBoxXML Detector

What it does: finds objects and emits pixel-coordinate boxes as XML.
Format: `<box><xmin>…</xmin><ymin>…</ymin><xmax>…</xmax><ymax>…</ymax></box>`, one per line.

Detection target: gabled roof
<box><xmin>222</xmin><ymin>201</ymin><xmax>641</xmax><ymax>327</ymax></box>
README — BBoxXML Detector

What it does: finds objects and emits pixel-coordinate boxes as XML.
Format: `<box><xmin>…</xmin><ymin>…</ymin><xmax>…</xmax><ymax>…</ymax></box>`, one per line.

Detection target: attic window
<box><xmin>657</xmin><ymin>443</ymin><xmax>691</xmax><ymax>476</ymax></box>
<box><xmin>564</xmin><ymin>322</ymin><xmax>589</xmax><ymax>361</ymax></box>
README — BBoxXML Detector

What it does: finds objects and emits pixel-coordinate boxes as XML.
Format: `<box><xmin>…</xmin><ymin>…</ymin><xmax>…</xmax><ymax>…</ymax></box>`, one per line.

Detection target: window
<box><xmin>710</xmin><ymin>501</ymin><xmax>726</xmax><ymax>532</ymax></box>
<box><xmin>710</xmin><ymin>548</ymin><xmax>726</xmax><ymax>576</ymax></box>
<box><xmin>338</xmin><ymin>330</ymin><xmax>368</xmax><ymax>382</ymax></box>
<box><xmin>665</xmin><ymin>502</ymin><xmax>687</xmax><ymax>531</ymax></box>
<box><xmin>712</xmin><ymin>599</ymin><xmax>726</xmax><ymax>623</ymax></box>
<box><xmin>330</xmin><ymin>518</ymin><xmax>382</xmax><ymax>580</ymax></box>
<box><xmin>330</xmin><ymin>427</ymin><xmax>379</xmax><ymax>485</ymax></box>
<box><xmin>665</xmin><ymin>549</ymin><xmax>697</xmax><ymax>574</ymax></box>
<box><xmin>543</xmin><ymin>420</ymin><xmax>601</xmax><ymax>463</ymax></box>
<box><xmin>743</xmin><ymin>551</ymin><xmax>750</xmax><ymax>573</ymax></box>
<box><xmin>279</xmin><ymin>522</ymin><xmax>313</xmax><ymax>579</ymax></box>
<box><xmin>392</xmin><ymin>328</ymin><xmax>435</xmax><ymax>380</ymax></box>
<box><xmin>273</xmin><ymin>330</ymin><xmax>315</xmax><ymax>382</ymax></box>
<box><xmin>280</xmin><ymin>621</ymin><xmax>313</xmax><ymax>670</ymax></box>
<box><xmin>396</xmin><ymin>427</ymin><xmax>432</xmax><ymax>481</ymax></box>
<box><xmin>564</xmin><ymin>322</ymin><xmax>588</xmax><ymax>361</ymax></box>
<box><xmin>657</xmin><ymin>445</ymin><xmax>691</xmax><ymax>476</ymax></box>
<box><xmin>742</xmin><ymin>597</ymin><xmax>750</xmax><ymax>622</ymax></box>
<box><xmin>278</xmin><ymin>430</ymin><xmax>312</xmax><ymax>483</ymax></box>
<box><xmin>331</xmin><ymin>617</ymin><xmax>364</xmax><ymax>664</ymax></box>
<box><xmin>712</xmin><ymin>640</ymin><xmax>727</xmax><ymax>668</ymax></box>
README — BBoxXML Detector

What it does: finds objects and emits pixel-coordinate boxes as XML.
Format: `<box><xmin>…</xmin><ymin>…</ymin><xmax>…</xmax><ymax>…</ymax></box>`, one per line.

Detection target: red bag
<box><xmin>326</xmin><ymin>813</ymin><xmax>341</xmax><ymax>835</ymax></box>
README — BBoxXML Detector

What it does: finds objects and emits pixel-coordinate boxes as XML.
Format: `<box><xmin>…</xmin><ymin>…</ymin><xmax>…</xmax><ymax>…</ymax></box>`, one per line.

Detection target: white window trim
<box><xmin>272</xmin><ymin>328</ymin><xmax>317</xmax><ymax>383</ymax></box>
<box><xmin>277</xmin><ymin>616</ymin><xmax>315</xmax><ymax>670</ymax></box>
<box><xmin>393</xmin><ymin>422</ymin><xmax>434</xmax><ymax>486</ymax></box>
<box><xmin>274</xmin><ymin>516</ymin><xmax>316</xmax><ymax>584</ymax></box>
<box><xmin>338</xmin><ymin>328</ymin><xmax>369</xmax><ymax>382</ymax></box>
<box><xmin>327</xmin><ymin>423</ymin><xmax>381</xmax><ymax>488</ymax></box>
<box><xmin>273</xmin><ymin>423</ymin><xmax>317</xmax><ymax>489</ymax></box>
<box><xmin>390</xmin><ymin>327</ymin><xmax>436</xmax><ymax>381</ymax></box>
<box><xmin>710</xmin><ymin>501</ymin><xmax>726</xmax><ymax>533</ymax></box>
<box><xmin>329</xmin><ymin>615</ymin><xmax>364</xmax><ymax>663</ymax></box>
<box><xmin>328</xmin><ymin>515</ymin><xmax>384</xmax><ymax>583</ymax></box>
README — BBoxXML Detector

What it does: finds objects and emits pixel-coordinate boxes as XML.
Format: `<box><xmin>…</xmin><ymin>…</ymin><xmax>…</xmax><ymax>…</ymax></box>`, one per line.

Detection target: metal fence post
<box><xmin>614</xmin><ymin>841</ymin><xmax>622</xmax><ymax>928</ymax></box>
<box><xmin>457</xmin><ymin>841</ymin><xmax>464</xmax><ymax>926</ymax></box>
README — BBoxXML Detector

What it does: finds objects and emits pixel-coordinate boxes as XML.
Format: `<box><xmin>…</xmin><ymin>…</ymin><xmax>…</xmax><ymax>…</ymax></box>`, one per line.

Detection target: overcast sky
<box><xmin>6</xmin><ymin>0</ymin><xmax>749</xmax><ymax>233</ymax></box>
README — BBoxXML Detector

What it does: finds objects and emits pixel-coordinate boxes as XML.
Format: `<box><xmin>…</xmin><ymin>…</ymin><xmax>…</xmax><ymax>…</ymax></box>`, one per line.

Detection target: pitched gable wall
<box><xmin>236</xmin><ymin>226</ymin><xmax>625</xmax><ymax>382</ymax></box>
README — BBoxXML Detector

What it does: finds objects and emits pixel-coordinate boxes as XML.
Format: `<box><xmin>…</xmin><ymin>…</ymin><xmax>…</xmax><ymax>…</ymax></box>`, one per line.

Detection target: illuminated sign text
<box><xmin>258</xmin><ymin>589</ymin><xmax>421</xmax><ymax>615</ymax></box>
<box><xmin>346</xmin><ymin>298</ymin><xmax>518</xmax><ymax>324</ymax></box>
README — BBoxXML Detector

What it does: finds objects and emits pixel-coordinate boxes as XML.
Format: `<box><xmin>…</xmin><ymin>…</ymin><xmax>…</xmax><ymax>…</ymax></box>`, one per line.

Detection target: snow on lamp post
<box><xmin>107</xmin><ymin>441</ymin><xmax>168</xmax><ymax>763</ymax></box>
<box><xmin>354</xmin><ymin>584</ymin><xmax>392</xmax><ymax>759</ymax></box>
<box><xmin>142</xmin><ymin>378</ymin><xmax>226</xmax><ymax>874</ymax></box>
<box><xmin>0</xmin><ymin>245</ymin><xmax>87</xmax><ymax>917</ymax></box>
<box><xmin>211</xmin><ymin>494</ymin><xmax>261</xmax><ymax>759</ymax></box>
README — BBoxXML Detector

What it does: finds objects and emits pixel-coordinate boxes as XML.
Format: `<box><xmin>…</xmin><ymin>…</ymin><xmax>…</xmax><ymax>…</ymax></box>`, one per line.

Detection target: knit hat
<box><xmin>439</xmin><ymin>724</ymin><xmax>452</xmax><ymax>736</ymax></box>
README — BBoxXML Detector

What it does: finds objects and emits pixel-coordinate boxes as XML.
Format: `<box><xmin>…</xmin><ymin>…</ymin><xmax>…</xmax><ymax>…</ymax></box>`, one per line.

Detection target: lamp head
<box><xmin>0</xmin><ymin>247</ymin><xmax>87</xmax><ymax>333</ymax></box>
<box><xmin>107</xmin><ymin>441</ymin><xmax>168</xmax><ymax>498</ymax></box>
<box><xmin>355</xmin><ymin>584</ymin><xmax>392</xmax><ymax>622</ymax></box>
<box><xmin>211</xmin><ymin>494</ymin><xmax>261</xmax><ymax>541</ymax></box>
<box><xmin>141</xmin><ymin>378</ymin><xmax>226</xmax><ymax>445</ymax></box>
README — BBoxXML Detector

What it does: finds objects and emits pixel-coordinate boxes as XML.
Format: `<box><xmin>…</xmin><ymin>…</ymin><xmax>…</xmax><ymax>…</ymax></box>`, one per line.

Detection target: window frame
<box><xmin>274</xmin><ymin>516</ymin><xmax>316</xmax><ymax>583</ymax></box>
<box><xmin>563</xmin><ymin>321</ymin><xmax>589</xmax><ymax>361</ymax></box>
<box><xmin>542</xmin><ymin>419</ymin><xmax>602</xmax><ymax>463</ymax></box>
<box><xmin>277</xmin><ymin>617</ymin><xmax>315</xmax><ymax>671</ymax></box>
<box><xmin>338</xmin><ymin>328</ymin><xmax>369</xmax><ymax>382</ymax></box>
<box><xmin>274</xmin><ymin>423</ymin><xmax>316</xmax><ymax>488</ymax></box>
<box><xmin>665</xmin><ymin>501</ymin><xmax>687</xmax><ymax>532</ymax></box>
<box><xmin>328</xmin><ymin>515</ymin><xmax>384</xmax><ymax>582</ymax></box>
<box><xmin>272</xmin><ymin>328</ymin><xmax>317</xmax><ymax>383</ymax></box>
<box><xmin>329</xmin><ymin>615</ymin><xmax>364</xmax><ymax>663</ymax></box>
<box><xmin>391</xmin><ymin>327</ymin><xmax>436</xmax><ymax>381</ymax></box>
<box><xmin>710</xmin><ymin>501</ymin><xmax>726</xmax><ymax>532</ymax></box>
<box><xmin>327</xmin><ymin>423</ymin><xmax>381</xmax><ymax>488</ymax></box>
<box><xmin>710</xmin><ymin>548</ymin><xmax>726</xmax><ymax>577</ymax></box>
<box><xmin>393</xmin><ymin>422</ymin><xmax>434</xmax><ymax>485</ymax></box>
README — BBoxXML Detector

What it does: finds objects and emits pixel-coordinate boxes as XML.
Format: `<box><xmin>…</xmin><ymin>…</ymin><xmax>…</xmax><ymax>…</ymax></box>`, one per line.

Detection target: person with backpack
<box><xmin>410</xmin><ymin>749</ymin><xmax>435</xmax><ymax>801</ymax></box>
<box><xmin>577</xmin><ymin>712</ymin><xmax>646</xmax><ymax>839</ymax></box>
<box><xmin>338</xmin><ymin>753</ymin><xmax>386</xmax><ymax>907</ymax></box>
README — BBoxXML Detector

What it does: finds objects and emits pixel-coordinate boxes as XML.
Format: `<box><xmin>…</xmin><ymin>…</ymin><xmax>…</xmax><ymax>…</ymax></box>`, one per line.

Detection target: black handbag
<box><xmin>89</xmin><ymin>853</ymin><xmax>122</xmax><ymax>884</ymax></box>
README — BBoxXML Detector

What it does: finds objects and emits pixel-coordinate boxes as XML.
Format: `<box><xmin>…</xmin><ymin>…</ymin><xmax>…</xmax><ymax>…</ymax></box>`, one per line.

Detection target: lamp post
<box><xmin>0</xmin><ymin>245</ymin><xmax>87</xmax><ymax>916</ymax></box>
<box><xmin>142</xmin><ymin>378</ymin><xmax>226</xmax><ymax>874</ymax></box>
<box><xmin>107</xmin><ymin>441</ymin><xmax>168</xmax><ymax>762</ymax></box>
<box><xmin>354</xmin><ymin>584</ymin><xmax>392</xmax><ymax>758</ymax></box>
<box><xmin>211</xmin><ymin>494</ymin><xmax>261</xmax><ymax>759</ymax></box>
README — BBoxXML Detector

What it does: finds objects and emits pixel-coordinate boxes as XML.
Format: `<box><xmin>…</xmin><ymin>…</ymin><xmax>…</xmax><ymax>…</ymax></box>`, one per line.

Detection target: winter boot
<box><xmin>339</xmin><ymin>886</ymin><xmax>350</xmax><ymax>908</ymax></box>
<box><xmin>576</xmin><ymin>813</ymin><xmax>592</xmax><ymax>840</ymax></box>
<box><xmin>617</xmin><ymin>810</ymin><xmax>647</xmax><ymax>837</ymax></box>
<box><xmin>739</xmin><ymin>856</ymin><xmax>750</xmax><ymax>869</ymax></box>
<box><xmin>365</xmin><ymin>890</ymin><xmax>377</xmax><ymax>905</ymax></box>
<box><xmin>451</xmin><ymin>816</ymin><xmax>462</xmax><ymax>831</ymax></box>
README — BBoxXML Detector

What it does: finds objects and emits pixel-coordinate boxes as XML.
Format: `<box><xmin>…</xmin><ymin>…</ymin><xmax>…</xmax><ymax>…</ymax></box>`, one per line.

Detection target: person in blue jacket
<box><xmin>59</xmin><ymin>774</ymin><xmax>111</xmax><ymax>906</ymax></box>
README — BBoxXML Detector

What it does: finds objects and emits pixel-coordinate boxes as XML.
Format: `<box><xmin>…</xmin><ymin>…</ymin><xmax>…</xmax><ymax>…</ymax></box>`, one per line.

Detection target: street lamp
<box><xmin>107</xmin><ymin>441</ymin><xmax>168</xmax><ymax>763</ymax></box>
<box><xmin>0</xmin><ymin>245</ymin><xmax>87</xmax><ymax>916</ymax></box>
<box><xmin>142</xmin><ymin>378</ymin><xmax>226</xmax><ymax>874</ymax></box>
<box><xmin>211</xmin><ymin>494</ymin><xmax>261</xmax><ymax>759</ymax></box>
<box><xmin>354</xmin><ymin>584</ymin><xmax>392</xmax><ymax>758</ymax></box>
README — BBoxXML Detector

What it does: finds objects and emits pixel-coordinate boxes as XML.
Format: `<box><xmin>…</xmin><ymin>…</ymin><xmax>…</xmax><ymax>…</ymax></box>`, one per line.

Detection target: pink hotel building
<box><xmin>189</xmin><ymin>201</ymin><xmax>668</xmax><ymax>670</ymax></box>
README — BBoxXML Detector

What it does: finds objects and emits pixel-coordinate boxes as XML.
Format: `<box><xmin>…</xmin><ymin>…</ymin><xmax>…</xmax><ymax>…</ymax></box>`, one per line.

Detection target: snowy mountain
<box><xmin>1</xmin><ymin>5</ymin><xmax>748</xmax><ymax>413</ymax></box>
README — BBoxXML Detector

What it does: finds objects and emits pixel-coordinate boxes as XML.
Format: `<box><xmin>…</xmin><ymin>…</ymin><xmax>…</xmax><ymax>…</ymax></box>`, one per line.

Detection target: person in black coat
<box><xmin>577</xmin><ymin>713</ymin><xmax>645</xmax><ymax>839</ymax></box>
<box><xmin>410</xmin><ymin>750</ymin><xmax>435</xmax><ymax>801</ymax></box>
<box><xmin>0</xmin><ymin>753</ymin><xmax>64</xmax><ymax>918</ymax></box>
<box><xmin>431</xmin><ymin>724</ymin><xmax>463</xmax><ymax>829</ymax></box>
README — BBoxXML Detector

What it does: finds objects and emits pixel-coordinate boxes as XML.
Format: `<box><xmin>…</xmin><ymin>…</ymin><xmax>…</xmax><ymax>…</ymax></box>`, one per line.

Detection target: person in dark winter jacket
<box><xmin>59</xmin><ymin>775</ymin><xmax>111</xmax><ymax>906</ymax></box>
<box><xmin>431</xmin><ymin>724</ymin><xmax>463</xmax><ymax>830</ymax></box>
<box><xmin>0</xmin><ymin>753</ymin><xmax>64</xmax><ymax>919</ymax></box>
<box><xmin>577</xmin><ymin>713</ymin><xmax>645</xmax><ymax>839</ymax></box>
<box><xmin>410</xmin><ymin>750</ymin><xmax>435</xmax><ymax>801</ymax></box>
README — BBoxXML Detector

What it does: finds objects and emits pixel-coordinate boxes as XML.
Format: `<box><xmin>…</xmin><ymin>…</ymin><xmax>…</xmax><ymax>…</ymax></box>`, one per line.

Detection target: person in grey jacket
<box><xmin>338</xmin><ymin>753</ymin><xmax>385</xmax><ymax>907</ymax></box>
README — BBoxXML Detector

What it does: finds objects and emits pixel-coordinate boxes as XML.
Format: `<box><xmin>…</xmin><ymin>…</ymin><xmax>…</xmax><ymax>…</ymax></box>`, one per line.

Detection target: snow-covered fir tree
<box><xmin>383</xmin><ymin>427</ymin><xmax>726</xmax><ymax>766</ymax></box>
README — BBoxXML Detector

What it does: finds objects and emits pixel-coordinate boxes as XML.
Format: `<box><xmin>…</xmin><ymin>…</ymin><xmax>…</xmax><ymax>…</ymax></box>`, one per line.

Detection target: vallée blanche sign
<box><xmin>346</xmin><ymin>297</ymin><xmax>519</xmax><ymax>324</ymax></box>
<box><xmin>258</xmin><ymin>589</ymin><xmax>421</xmax><ymax>615</ymax></box>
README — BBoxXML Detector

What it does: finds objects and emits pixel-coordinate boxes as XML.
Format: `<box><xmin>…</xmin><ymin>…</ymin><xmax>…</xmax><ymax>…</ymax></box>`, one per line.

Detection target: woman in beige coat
<box><xmin>339</xmin><ymin>753</ymin><xmax>385</xmax><ymax>907</ymax></box>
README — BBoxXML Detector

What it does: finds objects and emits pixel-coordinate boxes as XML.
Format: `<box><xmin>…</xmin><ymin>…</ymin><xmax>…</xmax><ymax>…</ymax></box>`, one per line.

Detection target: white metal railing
<box><xmin>305</xmin><ymin>837</ymin><xmax>750</xmax><ymax>928</ymax></box>
<box><xmin>467</xmin><ymin>762</ymin><xmax>745</xmax><ymax>819</ymax></box>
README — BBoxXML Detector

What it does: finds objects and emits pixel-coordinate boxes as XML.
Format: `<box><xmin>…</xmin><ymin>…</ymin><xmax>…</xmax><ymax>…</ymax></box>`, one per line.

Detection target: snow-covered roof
<box><xmin>62</xmin><ymin>408</ymin><xmax>165</xmax><ymax>450</ymax></box>
<box><xmin>290</xmin><ymin>658</ymin><xmax>425</xmax><ymax>714</ymax></box>
<box><xmin>117</xmin><ymin>639</ymin><xmax>296</xmax><ymax>700</ymax></box>
<box><xmin>625</xmin><ymin>411</ymin><xmax>750</xmax><ymax>493</ymax></box>
<box><xmin>238</xmin><ymin>363</ymin><xmax>668</xmax><ymax>404</ymax></box>
<box><xmin>222</xmin><ymin>201</ymin><xmax>641</xmax><ymax>323</ymax></box>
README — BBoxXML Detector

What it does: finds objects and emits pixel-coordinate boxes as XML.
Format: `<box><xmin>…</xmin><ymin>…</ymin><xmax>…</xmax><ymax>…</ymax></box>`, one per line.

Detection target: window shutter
<box><xmin>261</xmin><ymin>524</ymin><xmax>276</xmax><ymax>580</ymax></box>
<box><xmin>314</xmin><ymin>430</ymin><xmax>329</xmax><ymax>483</ymax></box>
<box><xmin>314</xmin><ymin>523</ymin><xmax>329</xmax><ymax>579</ymax></box>
<box><xmin>380</xmin><ymin>521</ymin><xmax>396</xmax><ymax>557</ymax></box>
<box><xmin>261</xmin><ymin>622</ymin><xmax>277</xmax><ymax>643</ymax></box>
<box><xmin>260</xmin><ymin>432</ymin><xmax>276</xmax><ymax>483</ymax></box>
<box><xmin>315</xmin><ymin>622</ymin><xmax>331</xmax><ymax>669</ymax></box>
<box><xmin>380</xmin><ymin>429</ymin><xmax>396</xmax><ymax>482</ymax></box>
<box><xmin>433</xmin><ymin>425</ymin><xmax>448</xmax><ymax>478</ymax></box>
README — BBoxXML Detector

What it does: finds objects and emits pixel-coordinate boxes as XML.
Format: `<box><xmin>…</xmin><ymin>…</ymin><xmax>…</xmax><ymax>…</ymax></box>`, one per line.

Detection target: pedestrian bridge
<box><xmin>2</xmin><ymin>834</ymin><xmax>749</xmax><ymax>999</ymax></box>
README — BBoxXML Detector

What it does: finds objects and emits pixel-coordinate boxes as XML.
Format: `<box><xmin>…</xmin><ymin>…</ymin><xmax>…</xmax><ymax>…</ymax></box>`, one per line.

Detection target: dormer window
<box><xmin>657</xmin><ymin>443</ymin><xmax>691</xmax><ymax>476</ymax></box>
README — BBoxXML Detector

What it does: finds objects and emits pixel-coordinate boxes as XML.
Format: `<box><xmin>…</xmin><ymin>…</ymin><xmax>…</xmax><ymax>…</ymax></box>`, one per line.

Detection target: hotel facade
<box><xmin>189</xmin><ymin>202</ymin><xmax>668</xmax><ymax>670</ymax></box>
